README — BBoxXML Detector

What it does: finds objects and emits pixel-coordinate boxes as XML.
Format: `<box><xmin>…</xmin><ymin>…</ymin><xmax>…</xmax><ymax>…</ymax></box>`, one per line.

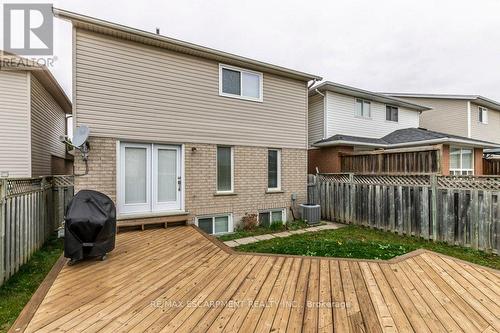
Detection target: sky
<box><xmin>1</xmin><ymin>0</ymin><xmax>500</xmax><ymax>102</ymax></box>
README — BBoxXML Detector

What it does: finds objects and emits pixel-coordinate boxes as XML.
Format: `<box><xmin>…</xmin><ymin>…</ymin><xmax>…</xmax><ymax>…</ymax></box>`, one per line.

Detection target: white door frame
<box><xmin>152</xmin><ymin>144</ymin><xmax>182</xmax><ymax>211</ymax></box>
<box><xmin>117</xmin><ymin>142</ymin><xmax>184</xmax><ymax>215</ymax></box>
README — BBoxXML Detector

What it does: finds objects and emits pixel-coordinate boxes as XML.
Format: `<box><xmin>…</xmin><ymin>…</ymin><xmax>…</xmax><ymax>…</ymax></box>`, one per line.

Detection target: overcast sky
<box><xmin>2</xmin><ymin>0</ymin><xmax>500</xmax><ymax>101</ymax></box>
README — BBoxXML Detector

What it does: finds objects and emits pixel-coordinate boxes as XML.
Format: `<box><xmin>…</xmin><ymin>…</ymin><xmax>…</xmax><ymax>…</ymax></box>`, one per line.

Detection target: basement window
<box><xmin>219</xmin><ymin>64</ymin><xmax>263</xmax><ymax>102</ymax></box>
<box><xmin>258</xmin><ymin>209</ymin><xmax>286</xmax><ymax>227</ymax></box>
<box><xmin>196</xmin><ymin>214</ymin><xmax>233</xmax><ymax>235</ymax></box>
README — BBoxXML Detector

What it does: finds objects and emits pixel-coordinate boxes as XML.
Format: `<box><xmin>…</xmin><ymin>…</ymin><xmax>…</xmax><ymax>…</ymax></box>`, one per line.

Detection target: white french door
<box><xmin>119</xmin><ymin>143</ymin><xmax>182</xmax><ymax>214</ymax></box>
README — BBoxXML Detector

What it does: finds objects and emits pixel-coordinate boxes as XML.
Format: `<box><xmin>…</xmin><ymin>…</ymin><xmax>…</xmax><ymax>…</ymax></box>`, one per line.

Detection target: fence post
<box><xmin>0</xmin><ymin>179</ymin><xmax>6</xmax><ymax>285</ymax></box>
<box><xmin>430</xmin><ymin>174</ymin><xmax>438</xmax><ymax>241</ymax></box>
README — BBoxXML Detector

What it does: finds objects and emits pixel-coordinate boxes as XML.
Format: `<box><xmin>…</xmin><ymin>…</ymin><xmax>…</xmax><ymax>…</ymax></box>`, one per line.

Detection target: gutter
<box><xmin>314</xmin><ymin>137</ymin><xmax>499</xmax><ymax>149</ymax></box>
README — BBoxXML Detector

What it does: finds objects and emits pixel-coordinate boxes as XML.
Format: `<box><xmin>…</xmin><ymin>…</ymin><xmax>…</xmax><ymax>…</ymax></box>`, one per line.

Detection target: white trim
<box><xmin>267</xmin><ymin>148</ymin><xmax>281</xmax><ymax>191</ymax></box>
<box><xmin>216</xmin><ymin>146</ymin><xmax>234</xmax><ymax>194</ymax></box>
<box><xmin>195</xmin><ymin>213</ymin><xmax>234</xmax><ymax>235</ymax></box>
<box><xmin>219</xmin><ymin>64</ymin><xmax>263</xmax><ymax>102</ymax></box>
<box><xmin>467</xmin><ymin>101</ymin><xmax>472</xmax><ymax>138</ymax></box>
<box><xmin>72</xmin><ymin>26</ymin><xmax>77</xmax><ymax>135</ymax></box>
<box><xmin>26</xmin><ymin>72</ymin><xmax>32</xmax><ymax>177</ymax></box>
<box><xmin>323</xmin><ymin>91</ymin><xmax>328</xmax><ymax>138</ymax></box>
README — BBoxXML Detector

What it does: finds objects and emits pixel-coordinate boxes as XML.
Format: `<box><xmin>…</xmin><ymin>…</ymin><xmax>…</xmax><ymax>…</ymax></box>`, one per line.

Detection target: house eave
<box><xmin>53</xmin><ymin>8</ymin><xmax>322</xmax><ymax>82</ymax></box>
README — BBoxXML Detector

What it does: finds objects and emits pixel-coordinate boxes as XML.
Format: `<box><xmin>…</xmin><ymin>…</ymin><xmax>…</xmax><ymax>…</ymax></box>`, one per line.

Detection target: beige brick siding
<box><xmin>74</xmin><ymin>137</ymin><xmax>307</xmax><ymax>228</ymax></box>
<box><xmin>74</xmin><ymin>137</ymin><xmax>117</xmax><ymax>202</ymax></box>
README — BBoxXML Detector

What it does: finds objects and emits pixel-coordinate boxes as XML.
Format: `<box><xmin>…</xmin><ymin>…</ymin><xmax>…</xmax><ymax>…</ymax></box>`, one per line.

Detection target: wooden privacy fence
<box><xmin>308</xmin><ymin>173</ymin><xmax>500</xmax><ymax>253</ymax></box>
<box><xmin>484</xmin><ymin>158</ymin><xmax>500</xmax><ymax>175</ymax></box>
<box><xmin>340</xmin><ymin>145</ymin><xmax>441</xmax><ymax>174</ymax></box>
<box><xmin>0</xmin><ymin>176</ymin><xmax>74</xmax><ymax>286</ymax></box>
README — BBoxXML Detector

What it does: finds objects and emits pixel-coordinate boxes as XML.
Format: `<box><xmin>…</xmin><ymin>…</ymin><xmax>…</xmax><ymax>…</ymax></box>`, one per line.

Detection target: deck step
<box><xmin>117</xmin><ymin>214</ymin><xmax>189</xmax><ymax>232</ymax></box>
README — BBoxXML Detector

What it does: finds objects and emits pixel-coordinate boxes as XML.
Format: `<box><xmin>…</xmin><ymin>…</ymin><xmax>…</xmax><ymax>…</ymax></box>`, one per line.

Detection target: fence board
<box><xmin>308</xmin><ymin>173</ymin><xmax>500</xmax><ymax>253</ymax></box>
<box><xmin>0</xmin><ymin>176</ymin><xmax>73</xmax><ymax>286</ymax></box>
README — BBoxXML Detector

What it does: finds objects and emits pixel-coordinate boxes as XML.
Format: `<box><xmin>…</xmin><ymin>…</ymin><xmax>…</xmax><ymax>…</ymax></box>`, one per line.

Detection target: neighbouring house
<box><xmin>0</xmin><ymin>53</ymin><xmax>73</xmax><ymax>178</ymax></box>
<box><xmin>54</xmin><ymin>9</ymin><xmax>322</xmax><ymax>234</ymax></box>
<box><xmin>308</xmin><ymin>82</ymin><xmax>499</xmax><ymax>175</ymax></box>
<box><xmin>384</xmin><ymin>93</ymin><xmax>500</xmax><ymax>144</ymax></box>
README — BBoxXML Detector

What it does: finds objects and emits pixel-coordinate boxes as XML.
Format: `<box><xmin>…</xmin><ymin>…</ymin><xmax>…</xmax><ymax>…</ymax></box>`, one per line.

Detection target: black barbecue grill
<box><xmin>64</xmin><ymin>190</ymin><xmax>116</xmax><ymax>264</ymax></box>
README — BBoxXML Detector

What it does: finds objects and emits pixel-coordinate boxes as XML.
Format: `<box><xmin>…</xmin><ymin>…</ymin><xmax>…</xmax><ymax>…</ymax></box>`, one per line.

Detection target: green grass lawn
<box><xmin>235</xmin><ymin>225</ymin><xmax>500</xmax><ymax>270</ymax></box>
<box><xmin>0</xmin><ymin>236</ymin><xmax>63</xmax><ymax>333</ymax></box>
<box><xmin>217</xmin><ymin>220</ymin><xmax>317</xmax><ymax>241</ymax></box>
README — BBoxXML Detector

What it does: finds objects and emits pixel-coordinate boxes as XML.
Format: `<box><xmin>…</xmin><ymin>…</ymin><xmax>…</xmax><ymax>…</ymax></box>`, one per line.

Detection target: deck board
<box><xmin>13</xmin><ymin>226</ymin><xmax>500</xmax><ymax>333</ymax></box>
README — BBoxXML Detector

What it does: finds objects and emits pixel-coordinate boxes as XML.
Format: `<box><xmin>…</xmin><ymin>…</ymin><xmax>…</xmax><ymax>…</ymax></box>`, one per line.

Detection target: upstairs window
<box><xmin>219</xmin><ymin>64</ymin><xmax>263</xmax><ymax>102</ymax></box>
<box><xmin>450</xmin><ymin>147</ymin><xmax>474</xmax><ymax>175</ymax></box>
<box><xmin>386</xmin><ymin>105</ymin><xmax>399</xmax><ymax>122</ymax></box>
<box><xmin>355</xmin><ymin>99</ymin><xmax>371</xmax><ymax>118</ymax></box>
<box><xmin>479</xmin><ymin>106</ymin><xmax>488</xmax><ymax>124</ymax></box>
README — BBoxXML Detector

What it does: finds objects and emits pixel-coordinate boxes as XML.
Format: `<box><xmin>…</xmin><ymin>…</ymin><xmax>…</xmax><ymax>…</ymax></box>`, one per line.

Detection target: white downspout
<box><xmin>314</xmin><ymin>89</ymin><xmax>327</xmax><ymax>139</ymax></box>
<box><xmin>467</xmin><ymin>101</ymin><xmax>472</xmax><ymax>138</ymax></box>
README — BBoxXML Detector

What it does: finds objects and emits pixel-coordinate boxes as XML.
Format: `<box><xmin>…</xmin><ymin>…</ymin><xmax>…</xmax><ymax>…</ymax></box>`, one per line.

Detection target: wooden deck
<box><xmin>14</xmin><ymin>226</ymin><xmax>500</xmax><ymax>333</ymax></box>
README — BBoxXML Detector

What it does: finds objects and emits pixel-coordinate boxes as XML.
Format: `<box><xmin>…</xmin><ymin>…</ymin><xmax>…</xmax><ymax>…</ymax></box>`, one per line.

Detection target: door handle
<box><xmin>177</xmin><ymin>177</ymin><xmax>182</xmax><ymax>191</ymax></box>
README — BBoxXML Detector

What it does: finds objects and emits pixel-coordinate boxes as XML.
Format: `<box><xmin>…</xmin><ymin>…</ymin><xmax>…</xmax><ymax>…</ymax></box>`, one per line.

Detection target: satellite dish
<box><xmin>73</xmin><ymin>125</ymin><xmax>90</xmax><ymax>147</ymax></box>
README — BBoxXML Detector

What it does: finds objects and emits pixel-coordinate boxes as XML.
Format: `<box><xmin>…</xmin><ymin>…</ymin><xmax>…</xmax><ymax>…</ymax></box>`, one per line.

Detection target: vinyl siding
<box><xmin>308</xmin><ymin>93</ymin><xmax>324</xmax><ymax>146</ymax></box>
<box><xmin>74</xmin><ymin>29</ymin><xmax>308</xmax><ymax>149</ymax></box>
<box><xmin>470</xmin><ymin>103</ymin><xmax>500</xmax><ymax>144</ymax></box>
<box><xmin>325</xmin><ymin>91</ymin><xmax>420</xmax><ymax>138</ymax></box>
<box><xmin>0</xmin><ymin>71</ymin><xmax>30</xmax><ymax>177</ymax></box>
<box><xmin>399</xmin><ymin>97</ymin><xmax>468</xmax><ymax>137</ymax></box>
<box><xmin>30</xmin><ymin>75</ymin><xmax>67</xmax><ymax>177</ymax></box>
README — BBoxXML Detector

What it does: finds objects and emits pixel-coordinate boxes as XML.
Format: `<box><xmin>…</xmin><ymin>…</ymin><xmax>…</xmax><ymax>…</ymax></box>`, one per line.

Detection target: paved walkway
<box><xmin>223</xmin><ymin>222</ymin><xmax>345</xmax><ymax>247</ymax></box>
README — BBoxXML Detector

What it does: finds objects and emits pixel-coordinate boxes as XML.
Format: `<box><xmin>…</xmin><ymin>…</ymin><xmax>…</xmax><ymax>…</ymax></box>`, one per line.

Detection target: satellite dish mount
<box><xmin>61</xmin><ymin>125</ymin><xmax>91</xmax><ymax>176</ymax></box>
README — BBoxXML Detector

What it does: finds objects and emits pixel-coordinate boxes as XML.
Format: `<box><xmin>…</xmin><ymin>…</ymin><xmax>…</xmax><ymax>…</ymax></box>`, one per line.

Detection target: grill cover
<box><xmin>64</xmin><ymin>190</ymin><xmax>116</xmax><ymax>261</ymax></box>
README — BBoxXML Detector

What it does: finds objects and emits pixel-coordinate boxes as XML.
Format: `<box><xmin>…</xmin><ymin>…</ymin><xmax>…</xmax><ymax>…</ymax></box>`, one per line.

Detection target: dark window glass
<box><xmin>222</xmin><ymin>68</ymin><xmax>241</xmax><ymax>95</ymax></box>
<box><xmin>259</xmin><ymin>212</ymin><xmax>270</xmax><ymax>227</ymax></box>
<box><xmin>386</xmin><ymin>106</ymin><xmax>398</xmax><ymax>121</ymax></box>
<box><xmin>198</xmin><ymin>218</ymin><xmax>213</xmax><ymax>234</ymax></box>
<box><xmin>268</xmin><ymin>150</ymin><xmax>278</xmax><ymax>188</ymax></box>
<box><xmin>217</xmin><ymin>147</ymin><xmax>232</xmax><ymax>191</ymax></box>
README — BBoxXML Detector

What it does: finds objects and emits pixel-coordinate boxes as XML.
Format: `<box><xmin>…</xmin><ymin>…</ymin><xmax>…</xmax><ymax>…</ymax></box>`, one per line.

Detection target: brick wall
<box><xmin>74</xmin><ymin>137</ymin><xmax>116</xmax><ymax>201</ymax></box>
<box><xmin>74</xmin><ymin>137</ymin><xmax>307</xmax><ymax>227</ymax></box>
<box><xmin>308</xmin><ymin>146</ymin><xmax>354</xmax><ymax>174</ymax></box>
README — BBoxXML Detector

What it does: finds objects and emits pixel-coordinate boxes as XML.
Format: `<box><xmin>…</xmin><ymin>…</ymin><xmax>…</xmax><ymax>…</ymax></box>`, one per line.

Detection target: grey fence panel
<box><xmin>308</xmin><ymin>174</ymin><xmax>500</xmax><ymax>253</ymax></box>
<box><xmin>0</xmin><ymin>176</ymin><xmax>74</xmax><ymax>286</ymax></box>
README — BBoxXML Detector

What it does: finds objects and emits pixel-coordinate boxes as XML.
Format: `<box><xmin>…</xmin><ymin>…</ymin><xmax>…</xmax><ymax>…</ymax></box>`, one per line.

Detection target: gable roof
<box><xmin>314</xmin><ymin>127</ymin><xmax>499</xmax><ymax>149</ymax></box>
<box><xmin>384</xmin><ymin>93</ymin><xmax>500</xmax><ymax>111</ymax></box>
<box><xmin>53</xmin><ymin>8</ymin><xmax>322</xmax><ymax>82</ymax></box>
<box><xmin>310</xmin><ymin>81</ymin><xmax>431</xmax><ymax>111</ymax></box>
<box><xmin>0</xmin><ymin>52</ymin><xmax>72</xmax><ymax>114</ymax></box>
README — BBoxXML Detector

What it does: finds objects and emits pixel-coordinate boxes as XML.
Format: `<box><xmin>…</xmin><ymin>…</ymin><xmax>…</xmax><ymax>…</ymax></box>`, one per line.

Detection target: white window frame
<box><xmin>219</xmin><ymin>64</ymin><xmax>263</xmax><ymax>102</ymax></box>
<box><xmin>449</xmin><ymin>147</ymin><xmax>474</xmax><ymax>176</ymax></box>
<box><xmin>478</xmin><ymin>106</ymin><xmax>488</xmax><ymax>124</ymax></box>
<box><xmin>267</xmin><ymin>149</ymin><xmax>281</xmax><ymax>191</ymax></box>
<box><xmin>152</xmin><ymin>144</ymin><xmax>182</xmax><ymax>212</ymax></box>
<box><xmin>216</xmin><ymin>146</ymin><xmax>234</xmax><ymax>194</ymax></box>
<box><xmin>195</xmin><ymin>214</ymin><xmax>233</xmax><ymax>235</ymax></box>
<box><xmin>385</xmin><ymin>105</ymin><xmax>399</xmax><ymax>122</ymax></box>
<box><xmin>258</xmin><ymin>208</ymin><xmax>287</xmax><ymax>225</ymax></box>
<box><xmin>355</xmin><ymin>98</ymin><xmax>371</xmax><ymax>118</ymax></box>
